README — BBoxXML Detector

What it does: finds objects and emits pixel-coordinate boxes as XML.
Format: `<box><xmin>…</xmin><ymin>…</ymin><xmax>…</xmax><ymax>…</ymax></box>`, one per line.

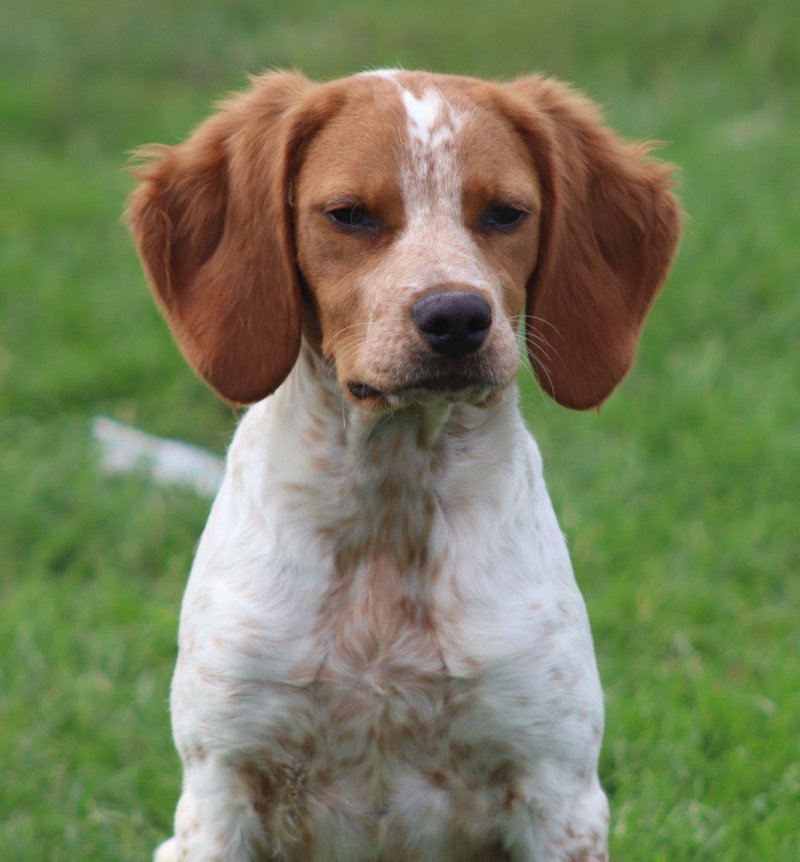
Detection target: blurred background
<box><xmin>1</xmin><ymin>1</ymin><xmax>798</xmax><ymax>859</ymax></box>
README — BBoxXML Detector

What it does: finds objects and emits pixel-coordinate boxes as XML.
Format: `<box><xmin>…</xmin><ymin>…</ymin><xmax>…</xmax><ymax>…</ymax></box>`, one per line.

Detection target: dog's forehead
<box><xmin>298</xmin><ymin>71</ymin><xmax>532</xmax><ymax>202</ymax></box>
<box><xmin>353</xmin><ymin>69</ymin><xmax>473</xmax><ymax>129</ymax></box>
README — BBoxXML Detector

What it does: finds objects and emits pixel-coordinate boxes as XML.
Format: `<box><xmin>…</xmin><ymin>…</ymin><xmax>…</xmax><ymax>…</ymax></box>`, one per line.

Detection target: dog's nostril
<box><xmin>412</xmin><ymin>292</ymin><xmax>492</xmax><ymax>360</ymax></box>
<box><xmin>425</xmin><ymin>314</ymin><xmax>450</xmax><ymax>338</ymax></box>
<box><xmin>467</xmin><ymin>313</ymin><xmax>489</xmax><ymax>335</ymax></box>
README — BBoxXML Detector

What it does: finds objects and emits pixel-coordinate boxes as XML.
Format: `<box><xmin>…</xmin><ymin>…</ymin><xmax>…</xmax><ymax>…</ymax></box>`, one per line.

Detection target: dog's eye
<box><xmin>483</xmin><ymin>205</ymin><xmax>527</xmax><ymax>231</ymax></box>
<box><xmin>327</xmin><ymin>204</ymin><xmax>375</xmax><ymax>231</ymax></box>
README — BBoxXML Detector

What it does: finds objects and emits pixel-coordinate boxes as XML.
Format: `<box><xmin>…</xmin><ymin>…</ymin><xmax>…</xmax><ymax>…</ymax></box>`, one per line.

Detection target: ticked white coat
<box><xmin>161</xmin><ymin>353</ymin><xmax>607</xmax><ymax>862</ymax></box>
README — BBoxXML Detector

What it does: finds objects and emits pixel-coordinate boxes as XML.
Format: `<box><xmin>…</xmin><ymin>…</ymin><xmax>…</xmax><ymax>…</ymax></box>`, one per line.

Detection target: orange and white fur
<box><xmin>128</xmin><ymin>70</ymin><xmax>680</xmax><ymax>861</ymax></box>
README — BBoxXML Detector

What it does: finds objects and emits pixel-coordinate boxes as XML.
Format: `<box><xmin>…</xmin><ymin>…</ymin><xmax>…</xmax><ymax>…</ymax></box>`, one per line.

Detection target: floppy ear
<box><xmin>502</xmin><ymin>76</ymin><xmax>682</xmax><ymax>410</ymax></box>
<box><xmin>126</xmin><ymin>72</ymin><xmax>327</xmax><ymax>404</ymax></box>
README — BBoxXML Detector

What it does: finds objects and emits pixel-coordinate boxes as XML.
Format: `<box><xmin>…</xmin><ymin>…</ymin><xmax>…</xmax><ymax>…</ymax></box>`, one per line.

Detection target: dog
<box><xmin>128</xmin><ymin>69</ymin><xmax>680</xmax><ymax>862</ymax></box>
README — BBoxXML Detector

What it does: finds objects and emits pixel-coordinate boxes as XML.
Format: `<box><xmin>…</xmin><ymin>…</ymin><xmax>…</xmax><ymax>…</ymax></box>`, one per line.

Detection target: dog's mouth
<box><xmin>347</xmin><ymin>373</ymin><xmax>497</xmax><ymax>405</ymax></box>
<box><xmin>347</xmin><ymin>381</ymin><xmax>384</xmax><ymax>400</ymax></box>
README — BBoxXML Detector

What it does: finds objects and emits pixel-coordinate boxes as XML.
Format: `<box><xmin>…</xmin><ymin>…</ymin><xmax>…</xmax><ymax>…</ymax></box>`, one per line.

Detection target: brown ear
<box><xmin>126</xmin><ymin>72</ymin><xmax>325</xmax><ymax>404</ymax></box>
<box><xmin>501</xmin><ymin>76</ymin><xmax>682</xmax><ymax>410</ymax></box>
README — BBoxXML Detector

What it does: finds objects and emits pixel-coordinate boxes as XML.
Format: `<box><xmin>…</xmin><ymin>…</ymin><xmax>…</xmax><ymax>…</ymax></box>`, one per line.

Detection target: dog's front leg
<box><xmin>153</xmin><ymin>836</ymin><xmax>178</xmax><ymax>862</ymax></box>
<box><xmin>502</xmin><ymin>774</ymin><xmax>609</xmax><ymax>862</ymax></box>
<box><xmin>154</xmin><ymin>766</ymin><xmax>269</xmax><ymax>862</ymax></box>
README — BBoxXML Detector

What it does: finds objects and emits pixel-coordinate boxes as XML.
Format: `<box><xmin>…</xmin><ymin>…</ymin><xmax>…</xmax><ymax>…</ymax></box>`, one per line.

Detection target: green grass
<box><xmin>1</xmin><ymin>1</ymin><xmax>798</xmax><ymax>858</ymax></box>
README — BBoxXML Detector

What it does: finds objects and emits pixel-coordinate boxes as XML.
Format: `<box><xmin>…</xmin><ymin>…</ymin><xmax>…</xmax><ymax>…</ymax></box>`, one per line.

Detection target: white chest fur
<box><xmin>168</xmin><ymin>356</ymin><xmax>604</xmax><ymax>860</ymax></box>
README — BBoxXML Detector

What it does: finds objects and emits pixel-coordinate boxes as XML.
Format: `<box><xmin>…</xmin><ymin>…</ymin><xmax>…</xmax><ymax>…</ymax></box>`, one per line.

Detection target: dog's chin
<box><xmin>345</xmin><ymin>374</ymin><xmax>506</xmax><ymax>410</ymax></box>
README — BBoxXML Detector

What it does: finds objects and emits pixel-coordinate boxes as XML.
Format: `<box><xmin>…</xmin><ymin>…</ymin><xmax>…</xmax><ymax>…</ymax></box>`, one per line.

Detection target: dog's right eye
<box><xmin>327</xmin><ymin>204</ymin><xmax>375</xmax><ymax>232</ymax></box>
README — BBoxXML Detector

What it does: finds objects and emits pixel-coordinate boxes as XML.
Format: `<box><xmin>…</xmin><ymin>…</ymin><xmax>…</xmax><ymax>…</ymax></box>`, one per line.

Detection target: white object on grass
<box><xmin>91</xmin><ymin>416</ymin><xmax>223</xmax><ymax>498</ymax></box>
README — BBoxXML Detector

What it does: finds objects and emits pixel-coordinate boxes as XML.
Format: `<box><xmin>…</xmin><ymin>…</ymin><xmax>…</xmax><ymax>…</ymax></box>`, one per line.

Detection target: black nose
<box><xmin>411</xmin><ymin>292</ymin><xmax>492</xmax><ymax>359</ymax></box>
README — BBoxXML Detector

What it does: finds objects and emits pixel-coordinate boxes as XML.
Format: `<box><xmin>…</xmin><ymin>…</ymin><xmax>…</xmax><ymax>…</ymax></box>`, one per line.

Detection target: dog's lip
<box><xmin>347</xmin><ymin>381</ymin><xmax>383</xmax><ymax>400</ymax></box>
<box><xmin>347</xmin><ymin>373</ymin><xmax>494</xmax><ymax>401</ymax></box>
<box><xmin>394</xmin><ymin>374</ymin><xmax>489</xmax><ymax>395</ymax></box>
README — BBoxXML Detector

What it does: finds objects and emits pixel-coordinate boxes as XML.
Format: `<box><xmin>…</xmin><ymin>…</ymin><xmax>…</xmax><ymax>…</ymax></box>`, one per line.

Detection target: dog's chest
<box><xmin>268</xmin><ymin>549</ymin><xmax>498</xmax><ymax>765</ymax></box>
<box><xmin>220</xmin><ymin>552</ymin><xmax>521</xmax><ymax>859</ymax></box>
<box><xmin>191</xmin><ymin>524</ymin><xmax>517</xmax><ymax>860</ymax></box>
<box><xmin>176</xmin><ymin>402</ymin><xmax>564</xmax><ymax>856</ymax></box>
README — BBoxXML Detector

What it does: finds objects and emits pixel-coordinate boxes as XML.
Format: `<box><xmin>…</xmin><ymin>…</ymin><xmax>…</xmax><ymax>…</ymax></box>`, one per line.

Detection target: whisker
<box><xmin>511</xmin><ymin>312</ymin><xmax>562</xmax><ymax>341</ymax></box>
<box><xmin>518</xmin><ymin>313</ymin><xmax>562</xmax><ymax>339</ymax></box>
<box><xmin>514</xmin><ymin>315</ymin><xmax>563</xmax><ymax>365</ymax></box>
<box><xmin>523</xmin><ymin>334</ymin><xmax>553</xmax><ymax>365</ymax></box>
<box><xmin>513</xmin><ymin>341</ymin><xmax>552</xmax><ymax>411</ymax></box>
<box><xmin>526</xmin><ymin>350</ymin><xmax>556</xmax><ymax>406</ymax></box>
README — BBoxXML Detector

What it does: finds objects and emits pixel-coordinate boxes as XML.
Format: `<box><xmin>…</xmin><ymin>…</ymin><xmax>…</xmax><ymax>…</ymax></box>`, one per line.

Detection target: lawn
<box><xmin>1</xmin><ymin>1</ymin><xmax>798</xmax><ymax>859</ymax></box>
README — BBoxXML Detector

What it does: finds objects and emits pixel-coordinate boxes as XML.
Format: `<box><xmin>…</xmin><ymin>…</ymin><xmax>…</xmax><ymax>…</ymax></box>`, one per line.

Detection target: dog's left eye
<box><xmin>327</xmin><ymin>204</ymin><xmax>375</xmax><ymax>231</ymax></box>
<box><xmin>483</xmin><ymin>205</ymin><xmax>527</xmax><ymax>231</ymax></box>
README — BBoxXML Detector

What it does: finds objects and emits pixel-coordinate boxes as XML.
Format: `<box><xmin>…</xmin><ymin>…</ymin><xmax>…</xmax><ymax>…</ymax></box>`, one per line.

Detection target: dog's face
<box><xmin>128</xmin><ymin>71</ymin><xmax>680</xmax><ymax>410</ymax></box>
<box><xmin>293</xmin><ymin>74</ymin><xmax>540</xmax><ymax>408</ymax></box>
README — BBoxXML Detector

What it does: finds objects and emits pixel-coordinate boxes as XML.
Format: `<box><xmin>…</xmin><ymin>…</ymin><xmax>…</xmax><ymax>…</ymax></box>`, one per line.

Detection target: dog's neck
<box><xmin>253</xmin><ymin>341</ymin><xmax>532</xmax><ymax>567</ymax></box>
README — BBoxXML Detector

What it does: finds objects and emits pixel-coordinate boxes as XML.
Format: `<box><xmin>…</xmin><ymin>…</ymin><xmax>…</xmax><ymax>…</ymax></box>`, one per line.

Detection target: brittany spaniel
<box><xmin>128</xmin><ymin>69</ymin><xmax>680</xmax><ymax>862</ymax></box>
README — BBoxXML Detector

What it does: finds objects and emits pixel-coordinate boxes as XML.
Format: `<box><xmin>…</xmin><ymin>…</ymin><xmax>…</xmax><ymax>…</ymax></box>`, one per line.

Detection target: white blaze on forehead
<box><xmin>396</xmin><ymin>85</ymin><xmax>466</xmax><ymax>211</ymax></box>
<box><xmin>391</xmin><ymin>83</ymin><xmax>486</xmax><ymax>289</ymax></box>
<box><xmin>399</xmin><ymin>86</ymin><xmax>465</xmax><ymax>159</ymax></box>
<box><xmin>401</xmin><ymin>88</ymin><xmax>445</xmax><ymax>147</ymax></box>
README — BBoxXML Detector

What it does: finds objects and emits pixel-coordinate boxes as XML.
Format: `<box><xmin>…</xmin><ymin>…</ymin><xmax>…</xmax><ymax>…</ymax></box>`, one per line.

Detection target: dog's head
<box><xmin>128</xmin><ymin>70</ymin><xmax>680</xmax><ymax>410</ymax></box>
